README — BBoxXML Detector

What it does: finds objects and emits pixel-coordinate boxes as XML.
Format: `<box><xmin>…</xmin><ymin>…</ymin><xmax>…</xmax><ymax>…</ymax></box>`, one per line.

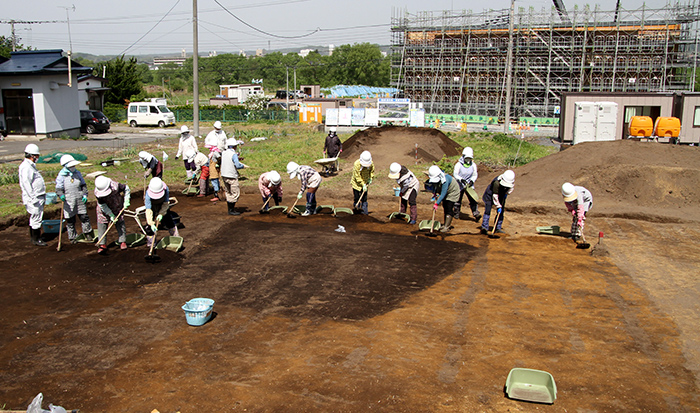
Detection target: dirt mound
<box><xmin>340</xmin><ymin>126</ymin><xmax>462</xmax><ymax>167</ymax></box>
<box><xmin>511</xmin><ymin>140</ymin><xmax>700</xmax><ymax>220</ymax></box>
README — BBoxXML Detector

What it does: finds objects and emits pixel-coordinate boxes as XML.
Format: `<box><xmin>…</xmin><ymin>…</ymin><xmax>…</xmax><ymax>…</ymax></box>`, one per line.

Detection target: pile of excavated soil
<box><xmin>509</xmin><ymin>140</ymin><xmax>700</xmax><ymax>221</ymax></box>
<box><xmin>340</xmin><ymin>125</ymin><xmax>462</xmax><ymax>167</ymax></box>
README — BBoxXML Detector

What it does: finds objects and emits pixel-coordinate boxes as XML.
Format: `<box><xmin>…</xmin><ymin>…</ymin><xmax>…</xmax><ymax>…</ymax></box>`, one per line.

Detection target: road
<box><xmin>0</xmin><ymin>125</ymin><xmax>181</xmax><ymax>163</ymax></box>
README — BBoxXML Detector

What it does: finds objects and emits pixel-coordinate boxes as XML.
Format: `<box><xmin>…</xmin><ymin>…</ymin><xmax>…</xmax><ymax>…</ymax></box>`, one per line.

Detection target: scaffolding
<box><xmin>390</xmin><ymin>2</ymin><xmax>700</xmax><ymax>119</ymax></box>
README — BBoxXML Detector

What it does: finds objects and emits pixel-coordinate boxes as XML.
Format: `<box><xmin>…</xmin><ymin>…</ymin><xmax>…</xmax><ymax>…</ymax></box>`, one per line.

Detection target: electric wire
<box><xmin>118</xmin><ymin>0</ymin><xmax>182</xmax><ymax>56</ymax></box>
<box><xmin>213</xmin><ymin>0</ymin><xmax>321</xmax><ymax>39</ymax></box>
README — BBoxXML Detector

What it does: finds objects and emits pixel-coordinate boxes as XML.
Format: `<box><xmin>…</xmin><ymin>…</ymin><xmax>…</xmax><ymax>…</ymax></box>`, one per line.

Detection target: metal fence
<box><xmin>109</xmin><ymin>109</ymin><xmax>299</xmax><ymax>123</ymax></box>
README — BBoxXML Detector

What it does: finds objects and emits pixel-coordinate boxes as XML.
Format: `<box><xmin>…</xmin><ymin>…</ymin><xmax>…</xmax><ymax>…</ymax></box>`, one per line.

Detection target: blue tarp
<box><xmin>327</xmin><ymin>85</ymin><xmax>399</xmax><ymax>98</ymax></box>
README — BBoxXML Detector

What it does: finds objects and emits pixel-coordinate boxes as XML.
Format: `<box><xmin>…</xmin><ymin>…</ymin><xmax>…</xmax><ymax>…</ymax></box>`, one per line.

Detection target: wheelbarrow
<box><xmin>314</xmin><ymin>157</ymin><xmax>338</xmax><ymax>177</ymax></box>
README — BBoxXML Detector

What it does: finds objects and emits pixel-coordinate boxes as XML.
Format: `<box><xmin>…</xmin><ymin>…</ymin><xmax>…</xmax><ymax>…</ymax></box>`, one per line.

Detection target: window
<box><xmin>150</xmin><ymin>106</ymin><xmax>158</xmax><ymax>114</ymax></box>
<box><xmin>694</xmin><ymin>107</ymin><xmax>700</xmax><ymax>127</ymax></box>
<box><xmin>139</xmin><ymin>106</ymin><xmax>148</xmax><ymax>113</ymax></box>
<box><xmin>129</xmin><ymin>106</ymin><xmax>137</xmax><ymax>113</ymax></box>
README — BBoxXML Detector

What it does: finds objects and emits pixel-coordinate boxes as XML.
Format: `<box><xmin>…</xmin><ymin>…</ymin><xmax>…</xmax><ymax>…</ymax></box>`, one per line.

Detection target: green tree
<box><xmin>328</xmin><ymin>43</ymin><xmax>389</xmax><ymax>86</ymax></box>
<box><xmin>0</xmin><ymin>35</ymin><xmax>30</xmax><ymax>59</ymax></box>
<box><xmin>98</xmin><ymin>56</ymin><xmax>144</xmax><ymax>104</ymax></box>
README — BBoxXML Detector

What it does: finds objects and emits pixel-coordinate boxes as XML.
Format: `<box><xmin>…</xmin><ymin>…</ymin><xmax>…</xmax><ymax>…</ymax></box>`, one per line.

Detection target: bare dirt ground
<box><xmin>1</xmin><ymin>130</ymin><xmax>699</xmax><ymax>412</ymax></box>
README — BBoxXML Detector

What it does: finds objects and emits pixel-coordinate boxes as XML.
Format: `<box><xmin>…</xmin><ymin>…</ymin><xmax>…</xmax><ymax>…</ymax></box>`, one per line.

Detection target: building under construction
<box><xmin>390</xmin><ymin>2</ymin><xmax>700</xmax><ymax>119</ymax></box>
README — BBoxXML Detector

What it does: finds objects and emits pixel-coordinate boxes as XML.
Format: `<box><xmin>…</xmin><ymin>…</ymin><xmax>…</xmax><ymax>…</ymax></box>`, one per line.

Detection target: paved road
<box><xmin>0</xmin><ymin>126</ymin><xmax>181</xmax><ymax>163</ymax></box>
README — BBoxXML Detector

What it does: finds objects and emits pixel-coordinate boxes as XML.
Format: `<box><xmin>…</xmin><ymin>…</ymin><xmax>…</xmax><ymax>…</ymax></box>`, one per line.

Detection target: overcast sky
<box><xmin>2</xmin><ymin>0</ymin><xmax>679</xmax><ymax>57</ymax></box>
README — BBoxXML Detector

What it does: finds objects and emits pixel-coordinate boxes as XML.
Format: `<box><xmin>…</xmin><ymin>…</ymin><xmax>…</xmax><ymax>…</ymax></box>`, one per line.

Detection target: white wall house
<box><xmin>77</xmin><ymin>74</ymin><xmax>109</xmax><ymax>111</ymax></box>
<box><xmin>219</xmin><ymin>84</ymin><xmax>264</xmax><ymax>104</ymax></box>
<box><xmin>0</xmin><ymin>50</ymin><xmax>92</xmax><ymax>137</ymax></box>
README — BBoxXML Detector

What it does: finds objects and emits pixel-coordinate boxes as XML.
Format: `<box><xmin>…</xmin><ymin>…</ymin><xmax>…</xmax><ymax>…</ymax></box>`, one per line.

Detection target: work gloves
<box><xmin>362</xmin><ymin>184</ymin><xmax>367</xmax><ymax>192</ymax></box>
<box><xmin>497</xmin><ymin>207</ymin><xmax>503</xmax><ymax>214</ymax></box>
<box><xmin>60</xmin><ymin>195</ymin><xmax>66</xmax><ymax>202</ymax></box>
<box><xmin>433</xmin><ymin>203</ymin><xmax>438</xmax><ymax>211</ymax></box>
<box><xmin>175</xmin><ymin>155</ymin><xmax>180</xmax><ymax>160</ymax></box>
<box><xmin>151</xmin><ymin>225</ymin><xmax>158</xmax><ymax>233</ymax></box>
<box><xmin>110</xmin><ymin>214</ymin><xmax>117</xmax><ymax>223</ymax></box>
<box><xmin>144</xmin><ymin>171</ymin><xmax>150</xmax><ymax>178</ymax></box>
<box><xmin>124</xmin><ymin>199</ymin><xmax>130</xmax><ymax>209</ymax></box>
<box><xmin>81</xmin><ymin>195</ymin><xmax>88</xmax><ymax>204</ymax></box>
<box><xmin>297</xmin><ymin>191</ymin><xmax>303</xmax><ymax>200</ymax></box>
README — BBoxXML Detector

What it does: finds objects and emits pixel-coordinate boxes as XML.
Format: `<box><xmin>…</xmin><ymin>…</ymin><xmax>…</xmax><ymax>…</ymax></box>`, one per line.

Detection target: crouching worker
<box><xmin>193</xmin><ymin>151</ymin><xmax>210</xmax><ymax>198</ymax></box>
<box><xmin>388</xmin><ymin>162</ymin><xmax>420</xmax><ymax>224</ymax></box>
<box><xmin>287</xmin><ymin>162</ymin><xmax>322</xmax><ymax>216</ymax></box>
<box><xmin>144</xmin><ymin>177</ymin><xmax>179</xmax><ymax>247</ymax></box>
<box><xmin>480</xmin><ymin>170</ymin><xmax>515</xmax><ymax>235</ymax></box>
<box><xmin>561</xmin><ymin>182</ymin><xmax>593</xmax><ymax>241</ymax></box>
<box><xmin>258</xmin><ymin>170</ymin><xmax>283</xmax><ymax>212</ymax></box>
<box><xmin>427</xmin><ymin>165</ymin><xmax>461</xmax><ymax>233</ymax></box>
<box><xmin>94</xmin><ymin>175</ymin><xmax>130</xmax><ymax>253</ymax></box>
<box><xmin>56</xmin><ymin>155</ymin><xmax>93</xmax><ymax>243</ymax></box>
<box><xmin>139</xmin><ymin>151</ymin><xmax>163</xmax><ymax>179</ymax></box>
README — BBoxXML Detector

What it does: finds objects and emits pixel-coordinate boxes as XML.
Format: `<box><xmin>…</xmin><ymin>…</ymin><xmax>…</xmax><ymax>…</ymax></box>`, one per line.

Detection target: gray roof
<box><xmin>0</xmin><ymin>49</ymin><xmax>92</xmax><ymax>76</ymax></box>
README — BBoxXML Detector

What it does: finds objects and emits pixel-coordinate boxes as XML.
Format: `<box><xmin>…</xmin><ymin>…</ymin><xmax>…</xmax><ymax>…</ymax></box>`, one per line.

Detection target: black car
<box><xmin>80</xmin><ymin>110</ymin><xmax>110</xmax><ymax>134</ymax></box>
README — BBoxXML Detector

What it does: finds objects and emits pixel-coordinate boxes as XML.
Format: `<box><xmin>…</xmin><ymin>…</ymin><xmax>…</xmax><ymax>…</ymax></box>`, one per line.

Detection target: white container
<box><xmin>572</xmin><ymin>101</ymin><xmax>596</xmax><ymax>144</ymax></box>
<box><xmin>595</xmin><ymin>101</ymin><xmax>618</xmax><ymax>141</ymax></box>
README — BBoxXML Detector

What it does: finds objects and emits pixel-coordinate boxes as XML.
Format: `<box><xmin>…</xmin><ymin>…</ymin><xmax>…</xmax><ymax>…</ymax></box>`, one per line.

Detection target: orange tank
<box><xmin>628</xmin><ymin>116</ymin><xmax>653</xmax><ymax>137</ymax></box>
<box><xmin>654</xmin><ymin>117</ymin><xmax>681</xmax><ymax>138</ymax></box>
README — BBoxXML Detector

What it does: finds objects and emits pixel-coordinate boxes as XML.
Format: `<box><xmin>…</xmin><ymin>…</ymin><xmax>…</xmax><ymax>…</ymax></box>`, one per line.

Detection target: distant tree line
<box><xmin>74</xmin><ymin>43</ymin><xmax>391</xmax><ymax>106</ymax></box>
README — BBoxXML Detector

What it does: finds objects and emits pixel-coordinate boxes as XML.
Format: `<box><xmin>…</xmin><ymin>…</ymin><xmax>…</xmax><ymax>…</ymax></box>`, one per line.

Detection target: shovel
<box><xmin>56</xmin><ymin>201</ymin><xmax>65</xmax><ymax>252</ymax></box>
<box><xmin>145</xmin><ymin>218</ymin><xmax>162</xmax><ymax>263</ymax></box>
<box><xmin>576</xmin><ymin>232</ymin><xmax>591</xmax><ymax>249</ymax></box>
<box><xmin>425</xmin><ymin>204</ymin><xmax>439</xmax><ymax>237</ymax></box>
<box><xmin>259</xmin><ymin>196</ymin><xmax>272</xmax><ymax>214</ymax></box>
<box><xmin>287</xmin><ymin>196</ymin><xmax>301</xmax><ymax>219</ymax></box>
<box><xmin>488</xmin><ymin>210</ymin><xmax>501</xmax><ymax>239</ymax></box>
<box><xmin>95</xmin><ymin>207</ymin><xmax>126</xmax><ymax>252</ymax></box>
<box><xmin>353</xmin><ymin>188</ymin><xmax>366</xmax><ymax>213</ymax></box>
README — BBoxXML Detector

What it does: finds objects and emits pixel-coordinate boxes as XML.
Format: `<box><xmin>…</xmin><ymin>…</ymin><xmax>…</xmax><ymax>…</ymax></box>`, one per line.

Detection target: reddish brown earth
<box><xmin>1</xmin><ymin>132</ymin><xmax>699</xmax><ymax>412</ymax></box>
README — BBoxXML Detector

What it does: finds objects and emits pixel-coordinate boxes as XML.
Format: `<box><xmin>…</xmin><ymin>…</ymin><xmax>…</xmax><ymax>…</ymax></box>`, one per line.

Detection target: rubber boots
<box><xmin>197</xmin><ymin>179</ymin><xmax>206</xmax><ymax>197</ymax></box>
<box><xmin>30</xmin><ymin>227</ymin><xmax>47</xmax><ymax>246</ymax></box>
<box><xmin>361</xmin><ymin>202</ymin><xmax>368</xmax><ymax>215</ymax></box>
<box><xmin>409</xmin><ymin>205</ymin><xmax>417</xmax><ymax>224</ymax></box>
<box><xmin>440</xmin><ymin>215</ymin><xmax>453</xmax><ymax>233</ymax></box>
<box><xmin>169</xmin><ymin>226</ymin><xmax>180</xmax><ymax>237</ymax></box>
<box><xmin>227</xmin><ymin>202</ymin><xmax>240</xmax><ymax>216</ymax></box>
<box><xmin>453</xmin><ymin>202</ymin><xmax>461</xmax><ymax>220</ymax></box>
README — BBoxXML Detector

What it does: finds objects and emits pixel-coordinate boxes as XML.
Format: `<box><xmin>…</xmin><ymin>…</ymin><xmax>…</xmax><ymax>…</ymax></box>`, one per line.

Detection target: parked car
<box><xmin>80</xmin><ymin>110</ymin><xmax>110</xmax><ymax>134</ymax></box>
<box><xmin>127</xmin><ymin>101</ymin><xmax>176</xmax><ymax>128</ymax></box>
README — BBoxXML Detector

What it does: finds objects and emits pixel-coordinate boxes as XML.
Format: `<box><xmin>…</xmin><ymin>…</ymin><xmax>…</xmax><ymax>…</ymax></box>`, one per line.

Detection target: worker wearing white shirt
<box><xmin>19</xmin><ymin>143</ymin><xmax>47</xmax><ymax>246</ymax></box>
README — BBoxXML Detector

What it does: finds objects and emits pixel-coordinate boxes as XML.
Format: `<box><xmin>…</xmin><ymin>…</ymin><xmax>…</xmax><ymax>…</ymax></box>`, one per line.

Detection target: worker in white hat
<box><xmin>286</xmin><ymin>161</ymin><xmax>322</xmax><ymax>216</ymax></box>
<box><xmin>561</xmin><ymin>182</ymin><xmax>593</xmax><ymax>241</ymax></box>
<box><xmin>18</xmin><ymin>143</ymin><xmax>47</xmax><ymax>246</ymax></box>
<box><xmin>350</xmin><ymin>150</ymin><xmax>374</xmax><ymax>214</ymax></box>
<box><xmin>139</xmin><ymin>151</ymin><xmax>163</xmax><ymax>179</ymax></box>
<box><xmin>220</xmin><ymin>138</ymin><xmax>246</xmax><ymax>215</ymax></box>
<box><xmin>144</xmin><ymin>177</ymin><xmax>179</xmax><ymax>247</ymax></box>
<box><xmin>94</xmin><ymin>175</ymin><xmax>130</xmax><ymax>253</ymax></box>
<box><xmin>388</xmin><ymin>162</ymin><xmax>420</xmax><ymax>224</ymax></box>
<box><xmin>480</xmin><ymin>170</ymin><xmax>515</xmax><ymax>235</ymax></box>
<box><xmin>427</xmin><ymin>165</ymin><xmax>461</xmax><ymax>232</ymax></box>
<box><xmin>323</xmin><ymin>126</ymin><xmax>342</xmax><ymax>173</ymax></box>
<box><xmin>56</xmin><ymin>154</ymin><xmax>93</xmax><ymax>243</ymax></box>
<box><xmin>453</xmin><ymin>146</ymin><xmax>481</xmax><ymax>221</ymax></box>
<box><xmin>258</xmin><ymin>170</ymin><xmax>283</xmax><ymax>212</ymax></box>
<box><xmin>205</xmin><ymin>120</ymin><xmax>227</xmax><ymax>152</ymax></box>
<box><xmin>204</xmin><ymin>121</ymin><xmax>225</xmax><ymax>201</ymax></box>
<box><xmin>175</xmin><ymin>124</ymin><xmax>198</xmax><ymax>181</ymax></box>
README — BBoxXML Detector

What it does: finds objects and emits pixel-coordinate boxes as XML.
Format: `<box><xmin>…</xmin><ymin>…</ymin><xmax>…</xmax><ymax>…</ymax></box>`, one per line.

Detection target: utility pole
<box><xmin>503</xmin><ymin>0</ymin><xmax>515</xmax><ymax>133</ymax></box>
<box><xmin>285</xmin><ymin>66</ymin><xmax>289</xmax><ymax>112</ymax></box>
<box><xmin>193</xmin><ymin>0</ymin><xmax>199</xmax><ymax>136</ymax></box>
<box><xmin>59</xmin><ymin>5</ymin><xmax>75</xmax><ymax>87</ymax></box>
<box><xmin>10</xmin><ymin>20</ymin><xmax>16</xmax><ymax>51</ymax></box>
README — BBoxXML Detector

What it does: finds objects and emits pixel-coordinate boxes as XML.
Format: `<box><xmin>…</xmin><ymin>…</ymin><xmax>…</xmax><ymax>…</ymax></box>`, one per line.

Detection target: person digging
<box><xmin>55</xmin><ymin>154</ymin><xmax>94</xmax><ymax>244</ymax></box>
<box><xmin>388</xmin><ymin>162</ymin><xmax>420</xmax><ymax>224</ymax></box>
<box><xmin>258</xmin><ymin>170</ymin><xmax>283</xmax><ymax>212</ymax></box>
<box><xmin>94</xmin><ymin>175</ymin><xmax>130</xmax><ymax>253</ymax></box>
<box><xmin>453</xmin><ymin>147</ymin><xmax>481</xmax><ymax>221</ymax></box>
<box><xmin>193</xmin><ymin>151</ymin><xmax>210</xmax><ymax>197</ymax></box>
<box><xmin>480</xmin><ymin>170</ymin><xmax>515</xmax><ymax>235</ymax></box>
<box><xmin>287</xmin><ymin>162</ymin><xmax>322</xmax><ymax>216</ymax></box>
<box><xmin>562</xmin><ymin>182</ymin><xmax>593</xmax><ymax>245</ymax></box>
<box><xmin>350</xmin><ymin>150</ymin><xmax>374</xmax><ymax>215</ymax></box>
<box><xmin>19</xmin><ymin>143</ymin><xmax>47</xmax><ymax>246</ymax></box>
<box><xmin>427</xmin><ymin>165</ymin><xmax>461</xmax><ymax>233</ymax></box>
<box><xmin>139</xmin><ymin>151</ymin><xmax>163</xmax><ymax>179</ymax></box>
<box><xmin>221</xmin><ymin>138</ymin><xmax>246</xmax><ymax>216</ymax></box>
<box><xmin>145</xmin><ymin>177</ymin><xmax>179</xmax><ymax>248</ymax></box>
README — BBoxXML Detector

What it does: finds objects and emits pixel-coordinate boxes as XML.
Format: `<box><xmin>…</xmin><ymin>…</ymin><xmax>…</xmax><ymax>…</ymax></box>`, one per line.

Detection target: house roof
<box><xmin>0</xmin><ymin>49</ymin><xmax>92</xmax><ymax>76</ymax></box>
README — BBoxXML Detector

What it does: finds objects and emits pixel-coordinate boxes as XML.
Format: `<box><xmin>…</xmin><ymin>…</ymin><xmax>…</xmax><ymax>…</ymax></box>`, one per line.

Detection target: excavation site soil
<box><xmin>1</xmin><ymin>127</ymin><xmax>700</xmax><ymax>412</ymax></box>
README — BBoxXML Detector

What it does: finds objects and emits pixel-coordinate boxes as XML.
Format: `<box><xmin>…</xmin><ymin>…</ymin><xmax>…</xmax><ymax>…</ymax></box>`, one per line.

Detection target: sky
<box><xmin>1</xmin><ymin>0</ymin><xmax>680</xmax><ymax>57</ymax></box>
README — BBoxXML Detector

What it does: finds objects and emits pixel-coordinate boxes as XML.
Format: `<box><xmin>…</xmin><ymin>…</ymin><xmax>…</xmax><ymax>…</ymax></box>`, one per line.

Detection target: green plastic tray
<box><xmin>334</xmin><ymin>207</ymin><xmax>354</xmax><ymax>216</ymax></box>
<box><xmin>74</xmin><ymin>230</ymin><xmax>96</xmax><ymax>243</ymax></box>
<box><xmin>505</xmin><ymin>368</ymin><xmax>557</xmax><ymax>404</ymax></box>
<box><xmin>268</xmin><ymin>206</ymin><xmax>288</xmax><ymax>213</ymax></box>
<box><xmin>155</xmin><ymin>236</ymin><xmax>183</xmax><ymax>252</ymax></box>
<box><xmin>536</xmin><ymin>226</ymin><xmax>560</xmax><ymax>235</ymax></box>
<box><xmin>418</xmin><ymin>220</ymin><xmax>441</xmax><ymax>231</ymax></box>
<box><xmin>388</xmin><ymin>212</ymin><xmax>410</xmax><ymax>222</ymax></box>
<box><xmin>317</xmin><ymin>205</ymin><xmax>334</xmax><ymax>214</ymax></box>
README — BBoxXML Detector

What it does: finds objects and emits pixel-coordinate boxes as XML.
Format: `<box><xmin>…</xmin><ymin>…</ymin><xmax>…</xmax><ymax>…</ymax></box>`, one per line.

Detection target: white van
<box><xmin>127</xmin><ymin>100</ymin><xmax>176</xmax><ymax>127</ymax></box>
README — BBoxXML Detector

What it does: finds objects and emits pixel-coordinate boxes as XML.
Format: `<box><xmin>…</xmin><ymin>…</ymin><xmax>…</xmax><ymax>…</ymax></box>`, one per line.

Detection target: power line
<box><xmin>213</xmin><ymin>0</ymin><xmax>320</xmax><ymax>39</ymax></box>
<box><xmin>118</xmin><ymin>0</ymin><xmax>182</xmax><ymax>56</ymax></box>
